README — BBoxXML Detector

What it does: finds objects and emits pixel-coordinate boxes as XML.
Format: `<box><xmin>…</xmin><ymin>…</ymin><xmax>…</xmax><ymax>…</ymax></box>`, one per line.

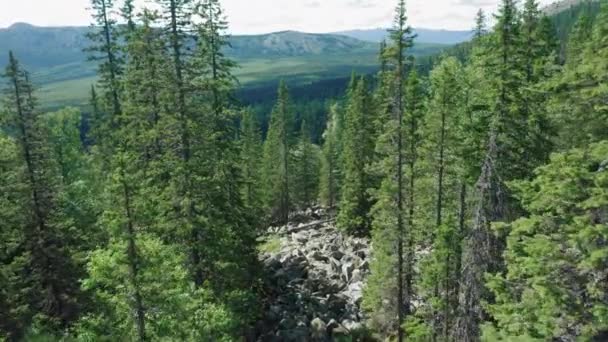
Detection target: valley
<box><xmin>1</xmin><ymin>24</ymin><xmax>448</xmax><ymax>109</ymax></box>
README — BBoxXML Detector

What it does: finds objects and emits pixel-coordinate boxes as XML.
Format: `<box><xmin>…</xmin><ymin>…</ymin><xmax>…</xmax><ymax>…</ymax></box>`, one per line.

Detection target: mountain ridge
<box><xmin>332</xmin><ymin>27</ymin><xmax>473</xmax><ymax>44</ymax></box>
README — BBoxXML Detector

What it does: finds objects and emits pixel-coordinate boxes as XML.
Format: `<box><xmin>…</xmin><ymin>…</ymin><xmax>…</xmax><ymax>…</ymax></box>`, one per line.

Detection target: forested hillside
<box><xmin>1</xmin><ymin>0</ymin><xmax>607</xmax><ymax>341</ymax></box>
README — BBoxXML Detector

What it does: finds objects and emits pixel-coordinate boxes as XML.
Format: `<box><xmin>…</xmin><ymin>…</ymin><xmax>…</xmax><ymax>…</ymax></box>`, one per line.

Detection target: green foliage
<box><xmin>258</xmin><ymin>236</ymin><xmax>282</xmax><ymax>254</ymax></box>
<box><xmin>262</xmin><ymin>81</ymin><xmax>294</xmax><ymax>223</ymax></box>
<box><xmin>337</xmin><ymin>76</ymin><xmax>376</xmax><ymax>234</ymax></box>
<box><xmin>550</xmin><ymin>1</ymin><xmax>608</xmax><ymax>149</ymax></box>
<box><xmin>240</xmin><ymin>109</ymin><xmax>264</xmax><ymax>216</ymax></box>
<box><xmin>292</xmin><ymin>119</ymin><xmax>321</xmax><ymax>208</ymax></box>
<box><xmin>318</xmin><ymin>103</ymin><xmax>342</xmax><ymax>207</ymax></box>
<box><xmin>485</xmin><ymin>141</ymin><xmax>608</xmax><ymax>341</ymax></box>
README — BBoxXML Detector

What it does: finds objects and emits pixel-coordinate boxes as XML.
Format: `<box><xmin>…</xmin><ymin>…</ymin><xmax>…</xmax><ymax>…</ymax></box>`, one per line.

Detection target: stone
<box><xmin>307</xmin><ymin>250</ymin><xmax>328</xmax><ymax>262</ymax></box>
<box><xmin>350</xmin><ymin>269</ymin><xmax>362</xmax><ymax>283</ymax></box>
<box><xmin>342</xmin><ymin>319</ymin><xmax>364</xmax><ymax>332</ymax></box>
<box><xmin>258</xmin><ymin>215</ymin><xmax>371</xmax><ymax>339</ymax></box>
<box><xmin>329</xmin><ymin>257</ymin><xmax>341</xmax><ymax>272</ymax></box>
<box><xmin>331</xmin><ymin>325</ymin><xmax>350</xmax><ymax>338</ymax></box>
<box><xmin>326</xmin><ymin>319</ymin><xmax>340</xmax><ymax>333</ymax></box>
<box><xmin>330</xmin><ymin>250</ymin><xmax>345</xmax><ymax>260</ymax></box>
<box><xmin>310</xmin><ymin>317</ymin><xmax>327</xmax><ymax>340</ymax></box>
<box><xmin>341</xmin><ymin>261</ymin><xmax>354</xmax><ymax>282</ymax></box>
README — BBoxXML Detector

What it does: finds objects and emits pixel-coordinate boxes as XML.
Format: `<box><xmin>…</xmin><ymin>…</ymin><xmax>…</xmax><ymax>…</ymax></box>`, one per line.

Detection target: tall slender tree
<box><xmin>86</xmin><ymin>0</ymin><xmax>123</xmax><ymax>122</ymax></box>
<box><xmin>1</xmin><ymin>52</ymin><xmax>81</xmax><ymax>336</ymax></box>
<box><xmin>364</xmin><ymin>1</ymin><xmax>416</xmax><ymax>340</ymax></box>
<box><xmin>319</xmin><ymin>103</ymin><xmax>341</xmax><ymax>208</ymax></box>
<box><xmin>337</xmin><ymin>76</ymin><xmax>375</xmax><ymax>235</ymax></box>
<box><xmin>262</xmin><ymin>81</ymin><xmax>294</xmax><ymax>224</ymax></box>
<box><xmin>456</xmin><ymin>0</ymin><xmax>526</xmax><ymax>339</ymax></box>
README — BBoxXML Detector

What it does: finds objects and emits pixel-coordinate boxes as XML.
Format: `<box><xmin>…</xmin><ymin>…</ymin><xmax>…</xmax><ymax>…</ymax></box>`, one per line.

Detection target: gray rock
<box><xmin>350</xmin><ymin>269</ymin><xmax>362</xmax><ymax>283</ymax></box>
<box><xmin>341</xmin><ymin>261</ymin><xmax>354</xmax><ymax>282</ymax></box>
<box><xmin>307</xmin><ymin>250</ymin><xmax>328</xmax><ymax>262</ymax></box>
<box><xmin>331</xmin><ymin>250</ymin><xmax>345</xmax><ymax>260</ymax></box>
<box><xmin>342</xmin><ymin>319</ymin><xmax>363</xmax><ymax>332</ymax></box>
<box><xmin>310</xmin><ymin>317</ymin><xmax>327</xmax><ymax>340</ymax></box>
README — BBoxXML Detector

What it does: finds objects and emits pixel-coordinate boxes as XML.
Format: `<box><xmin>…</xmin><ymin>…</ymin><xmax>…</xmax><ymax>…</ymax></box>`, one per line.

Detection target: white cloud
<box><xmin>0</xmin><ymin>0</ymin><xmax>557</xmax><ymax>33</ymax></box>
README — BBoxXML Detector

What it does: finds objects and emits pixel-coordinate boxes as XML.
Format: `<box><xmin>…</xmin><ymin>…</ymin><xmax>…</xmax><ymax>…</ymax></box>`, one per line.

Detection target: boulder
<box><xmin>350</xmin><ymin>269</ymin><xmax>362</xmax><ymax>284</ymax></box>
<box><xmin>307</xmin><ymin>250</ymin><xmax>328</xmax><ymax>262</ymax></box>
<box><xmin>310</xmin><ymin>317</ymin><xmax>327</xmax><ymax>340</ymax></box>
<box><xmin>342</xmin><ymin>319</ymin><xmax>364</xmax><ymax>333</ymax></box>
<box><xmin>341</xmin><ymin>261</ymin><xmax>354</xmax><ymax>282</ymax></box>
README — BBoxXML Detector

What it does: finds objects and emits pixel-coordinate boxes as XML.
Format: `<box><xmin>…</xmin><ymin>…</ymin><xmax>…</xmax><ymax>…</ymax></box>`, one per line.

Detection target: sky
<box><xmin>0</xmin><ymin>0</ymin><xmax>555</xmax><ymax>33</ymax></box>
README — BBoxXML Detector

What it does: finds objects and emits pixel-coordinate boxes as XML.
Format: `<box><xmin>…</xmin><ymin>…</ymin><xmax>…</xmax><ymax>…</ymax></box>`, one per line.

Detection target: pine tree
<box><xmin>319</xmin><ymin>103</ymin><xmax>341</xmax><ymax>208</ymax></box>
<box><xmin>240</xmin><ymin>109</ymin><xmax>264</xmax><ymax>213</ymax></box>
<box><xmin>550</xmin><ymin>1</ymin><xmax>608</xmax><ymax>148</ymax></box>
<box><xmin>456</xmin><ymin>0</ymin><xmax>528</xmax><ymax>338</ymax></box>
<box><xmin>474</xmin><ymin>9</ymin><xmax>488</xmax><ymax>39</ymax></box>
<box><xmin>363</xmin><ymin>1</ymin><xmax>416</xmax><ymax>339</ymax></box>
<box><xmin>293</xmin><ymin>119</ymin><xmax>321</xmax><ymax>209</ymax></box>
<box><xmin>483</xmin><ymin>141</ymin><xmax>608</xmax><ymax>341</ymax></box>
<box><xmin>262</xmin><ymin>81</ymin><xmax>294</xmax><ymax>224</ymax></box>
<box><xmin>416</xmin><ymin>57</ymin><xmax>467</xmax><ymax>340</ymax></box>
<box><xmin>337</xmin><ymin>76</ymin><xmax>375</xmax><ymax>235</ymax></box>
<box><xmin>86</xmin><ymin>0</ymin><xmax>123</xmax><ymax>121</ymax></box>
<box><xmin>1</xmin><ymin>52</ymin><xmax>82</xmax><ymax>336</ymax></box>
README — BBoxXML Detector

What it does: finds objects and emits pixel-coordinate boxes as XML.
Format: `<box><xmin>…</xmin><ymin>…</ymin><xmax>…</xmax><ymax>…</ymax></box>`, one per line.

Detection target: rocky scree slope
<box><xmin>258</xmin><ymin>209</ymin><xmax>371</xmax><ymax>341</ymax></box>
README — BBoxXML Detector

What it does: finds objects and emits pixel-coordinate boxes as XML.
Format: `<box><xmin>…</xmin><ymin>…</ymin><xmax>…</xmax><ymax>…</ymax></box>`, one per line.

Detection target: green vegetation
<box><xmin>258</xmin><ymin>236</ymin><xmax>282</xmax><ymax>254</ymax></box>
<box><xmin>1</xmin><ymin>0</ymin><xmax>607</xmax><ymax>340</ymax></box>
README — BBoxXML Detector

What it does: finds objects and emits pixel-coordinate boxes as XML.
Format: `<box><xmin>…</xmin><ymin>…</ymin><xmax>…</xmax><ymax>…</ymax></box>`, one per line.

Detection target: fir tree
<box><xmin>86</xmin><ymin>0</ymin><xmax>123</xmax><ymax>121</ymax></box>
<box><xmin>293</xmin><ymin>119</ymin><xmax>321</xmax><ymax>209</ymax></box>
<box><xmin>319</xmin><ymin>103</ymin><xmax>341</xmax><ymax>208</ymax></box>
<box><xmin>262</xmin><ymin>81</ymin><xmax>294</xmax><ymax>224</ymax></box>
<box><xmin>1</xmin><ymin>52</ymin><xmax>82</xmax><ymax>336</ymax></box>
<box><xmin>240</xmin><ymin>109</ymin><xmax>264</xmax><ymax>213</ymax></box>
<box><xmin>474</xmin><ymin>9</ymin><xmax>488</xmax><ymax>39</ymax></box>
<box><xmin>337</xmin><ymin>76</ymin><xmax>375</xmax><ymax>235</ymax></box>
<box><xmin>363</xmin><ymin>1</ymin><xmax>416</xmax><ymax>339</ymax></box>
<box><xmin>484</xmin><ymin>141</ymin><xmax>608</xmax><ymax>341</ymax></box>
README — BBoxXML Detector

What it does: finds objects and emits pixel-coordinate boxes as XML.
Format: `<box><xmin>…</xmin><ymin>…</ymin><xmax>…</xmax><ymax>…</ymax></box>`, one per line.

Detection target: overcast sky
<box><xmin>1</xmin><ymin>0</ymin><xmax>555</xmax><ymax>33</ymax></box>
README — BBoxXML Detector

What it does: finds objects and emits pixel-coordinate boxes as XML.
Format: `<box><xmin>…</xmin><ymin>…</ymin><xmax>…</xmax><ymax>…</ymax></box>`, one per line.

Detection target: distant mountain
<box><xmin>229</xmin><ymin>31</ymin><xmax>378</xmax><ymax>58</ymax></box>
<box><xmin>333</xmin><ymin>28</ymin><xmax>473</xmax><ymax>45</ymax></box>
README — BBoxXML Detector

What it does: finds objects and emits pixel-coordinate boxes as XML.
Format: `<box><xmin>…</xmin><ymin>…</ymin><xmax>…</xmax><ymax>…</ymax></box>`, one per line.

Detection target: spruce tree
<box><xmin>1</xmin><ymin>52</ymin><xmax>82</xmax><ymax>336</ymax></box>
<box><xmin>416</xmin><ymin>57</ymin><xmax>467</xmax><ymax>340</ymax></box>
<box><xmin>337</xmin><ymin>76</ymin><xmax>375</xmax><ymax>235</ymax></box>
<box><xmin>86</xmin><ymin>0</ymin><xmax>123</xmax><ymax>122</ymax></box>
<box><xmin>319</xmin><ymin>103</ymin><xmax>341</xmax><ymax>208</ymax></box>
<box><xmin>551</xmin><ymin>1</ymin><xmax>608</xmax><ymax>148</ymax></box>
<box><xmin>262</xmin><ymin>81</ymin><xmax>294</xmax><ymax>224</ymax></box>
<box><xmin>293</xmin><ymin>119</ymin><xmax>321</xmax><ymax>209</ymax></box>
<box><xmin>484</xmin><ymin>141</ymin><xmax>608</xmax><ymax>341</ymax></box>
<box><xmin>456</xmin><ymin>0</ymin><xmax>529</xmax><ymax>338</ymax></box>
<box><xmin>474</xmin><ymin>9</ymin><xmax>488</xmax><ymax>39</ymax></box>
<box><xmin>363</xmin><ymin>1</ymin><xmax>415</xmax><ymax>339</ymax></box>
<box><xmin>240</xmin><ymin>109</ymin><xmax>264</xmax><ymax>213</ymax></box>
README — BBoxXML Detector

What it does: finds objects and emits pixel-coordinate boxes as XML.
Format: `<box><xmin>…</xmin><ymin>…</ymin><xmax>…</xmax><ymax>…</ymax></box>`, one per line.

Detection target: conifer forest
<box><xmin>1</xmin><ymin>0</ymin><xmax>607</xmax><ymax>340</ymax></box>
